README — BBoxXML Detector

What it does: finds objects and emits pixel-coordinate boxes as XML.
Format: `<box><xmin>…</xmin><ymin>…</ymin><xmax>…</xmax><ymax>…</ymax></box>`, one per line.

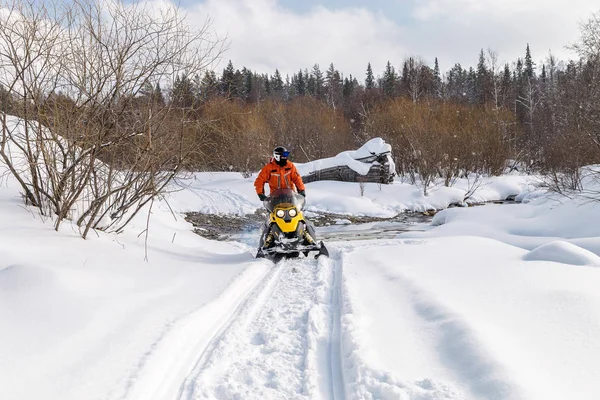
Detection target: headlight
<box><xmin>276</xmin><ymin>209</ymin><xmax>285</xmax><ymax>218</ymax></box>
<box><xmin>288</xmin><ymin>208</ymin><xmax>297</xmax><ymax>217</ymax></box>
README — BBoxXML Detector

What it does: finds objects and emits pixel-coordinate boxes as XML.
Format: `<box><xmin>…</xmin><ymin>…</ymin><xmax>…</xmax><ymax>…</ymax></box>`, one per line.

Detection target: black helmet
<box><xmin>273</xmin><ymin>146</ymin><xmax>290</xmax><ymax>166</ymax></box>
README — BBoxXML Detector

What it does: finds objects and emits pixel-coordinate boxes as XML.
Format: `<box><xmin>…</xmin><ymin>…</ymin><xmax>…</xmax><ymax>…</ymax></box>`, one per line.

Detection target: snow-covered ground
<box><xmin>170</xmin><ymin>171</ymin><xmax>536</xmax><ymax>217</ymax></box>
<box><xmin>3</xmin><ymin>158</ymin><xmax>600</xmax><ymax>399</ymax></box>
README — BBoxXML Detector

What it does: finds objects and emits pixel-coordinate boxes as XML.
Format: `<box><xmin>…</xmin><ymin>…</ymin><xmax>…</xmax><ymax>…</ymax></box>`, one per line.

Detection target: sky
<box><xmin>157</xmin><ymin>0</ymin><xmax>596</xmax><ymax>80</ymax></box>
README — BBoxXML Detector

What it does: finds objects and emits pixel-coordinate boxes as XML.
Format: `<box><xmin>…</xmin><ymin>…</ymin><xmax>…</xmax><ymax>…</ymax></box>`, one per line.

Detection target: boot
<box><xmin>263</xmin><ymin>232</ymin><xmax>275</xmax><ymax>249</ymax></box>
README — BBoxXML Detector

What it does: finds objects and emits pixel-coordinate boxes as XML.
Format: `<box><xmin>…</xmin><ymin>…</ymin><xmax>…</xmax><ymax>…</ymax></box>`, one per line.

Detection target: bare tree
<box><xmin>406</xmin><ymin>57</ymin><xmax>427</xmax><ymax>103</ymax></box>
<box><xmin>487</xmin><ymin>48</ymin><xmax>501</xmax><ymax>110</ymax></box>
<box><xmin>0</xmin><ymin>0</ymin><xmax>225</xmax><ymax>238</ymax></box>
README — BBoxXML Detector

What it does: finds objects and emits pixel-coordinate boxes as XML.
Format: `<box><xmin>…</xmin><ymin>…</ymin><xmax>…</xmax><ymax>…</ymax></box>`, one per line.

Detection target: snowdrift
<box><xmin>524</xmin><ymin>241</ymin><xmax>600</xmax><ymax>266</ymax></box>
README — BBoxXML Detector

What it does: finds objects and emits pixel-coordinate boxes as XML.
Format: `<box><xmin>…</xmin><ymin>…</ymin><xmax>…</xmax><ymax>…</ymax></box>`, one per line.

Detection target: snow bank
<box><xmin>0</xmin><ymin>159</ymin><xmax>270</xmax><ymax>400</ymax></box>
<box><xmin>524</xmin><ymin>241</ymin><xmax>600</xmax><ymax>266</ymax></box>
<box><xmin>428</xmin><ymin>197</ymin><xmax>600</xmax><ymax>256</ymax></box>
<box><xmin>169</xmin><ymin>171</ymin><xmax>537</xmax><ymax>218</ymax></box>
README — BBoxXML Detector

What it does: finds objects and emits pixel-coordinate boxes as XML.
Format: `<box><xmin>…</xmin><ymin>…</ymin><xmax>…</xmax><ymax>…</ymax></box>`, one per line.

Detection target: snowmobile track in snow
<box><xmin>177</xmin><ymin>263</ymin><xmax>285</xmax><ymax>400</ymax></box>
<box><xmin>176</xmin><ymin>254</ymin><xmax>346</xmax><ymax>400</ymax></box>
<box><xmin>120</xmin><ymin>263</ymin><xmax>276</xmax><ymax>400</ymax></box>
<box><xmin>327</xmin><ymin>255</ymin><xmax>345</xmax><ymax>400</ymax></box>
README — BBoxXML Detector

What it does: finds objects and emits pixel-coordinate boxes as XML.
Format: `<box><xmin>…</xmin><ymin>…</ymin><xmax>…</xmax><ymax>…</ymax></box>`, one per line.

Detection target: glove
<box><xmin>258</xmin><ymin>193</ymin><xmax>267</xmax><ymax>201</ymax></box>
<box><xmin>298</xmin><ymin>190</ymin><xmax>306</xmax><ymax>197</ymax></box>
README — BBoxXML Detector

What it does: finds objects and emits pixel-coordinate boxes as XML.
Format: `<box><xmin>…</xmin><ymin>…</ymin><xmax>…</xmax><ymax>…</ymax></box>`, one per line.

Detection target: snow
<box><xmin>3</xmin><ymin>114</ymin><xmax>600</xmax><ymax>399</ymax></box>
<box><xmin>0</xmin><ymin>170</ymin><xmax>270</xmax><ymax>400</ymax></box>
<box><xmin>340</xmin><ymin>237</ymin><xmax>600</xmax><ymax>399</ymax></box>
<box><xmin>295</xmin><ymin>137</ymin><xmax>393</xmax><ymax>177</ymax></box>
<box><xmin>523</xmin><ymin>241</ymin><xmax>600</xmax><ymax>266</ymax></box>
<box><xmin>169</xmin><ymin>171</ymin><xmax>536</xmax><ymax>218</ymax></box>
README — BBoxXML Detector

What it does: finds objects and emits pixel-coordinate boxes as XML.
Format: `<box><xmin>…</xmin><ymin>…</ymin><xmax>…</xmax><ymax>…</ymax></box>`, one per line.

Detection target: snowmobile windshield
<box><xmin>264</xmin><ymin>188</ymin><xmax>305</xmax><ymax>212</ymax></box>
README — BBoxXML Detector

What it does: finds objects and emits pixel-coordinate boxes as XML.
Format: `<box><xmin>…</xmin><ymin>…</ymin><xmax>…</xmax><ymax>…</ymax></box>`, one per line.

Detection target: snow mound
<box><xmin>523</xmin><ymin>241</ymin><xmax>600</xmax><ymax>266</ymax></box>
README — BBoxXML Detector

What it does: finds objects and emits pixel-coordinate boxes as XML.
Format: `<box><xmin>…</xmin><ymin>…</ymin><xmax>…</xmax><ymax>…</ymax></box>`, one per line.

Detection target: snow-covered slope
<box><xmin>0</xmin><ymin>173</ymin><xmax>272</xmax><ymax>400</ymax></box>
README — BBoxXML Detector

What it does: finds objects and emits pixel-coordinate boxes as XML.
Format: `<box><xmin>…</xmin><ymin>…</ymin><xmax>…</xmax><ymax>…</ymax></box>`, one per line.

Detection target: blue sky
<box><xmin>179</xmin><ymin>0</ymin><xmax>598</xmax><ymax>80</ymax></box>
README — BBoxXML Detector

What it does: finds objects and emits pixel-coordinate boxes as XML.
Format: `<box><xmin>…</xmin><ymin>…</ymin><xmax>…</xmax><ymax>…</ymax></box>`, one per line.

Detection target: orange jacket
<box><xmin>254</xmin><ymin>159</ymin><xmax>305</xmax><ymax>195</ymax></box>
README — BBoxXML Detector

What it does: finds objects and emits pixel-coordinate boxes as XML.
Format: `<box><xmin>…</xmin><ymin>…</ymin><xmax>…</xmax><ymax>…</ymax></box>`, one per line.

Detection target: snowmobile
<box><xmin>256</xmin><ymin>188</ymin><xmax>329</xmax><ymax>261</ymax></box>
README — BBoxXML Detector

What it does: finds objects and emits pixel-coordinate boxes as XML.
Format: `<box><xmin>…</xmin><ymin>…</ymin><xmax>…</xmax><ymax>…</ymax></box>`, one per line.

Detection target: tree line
<box><xmin>157</xmin><ymin>17</ymin><xmax>600</xmax><ymax>194</ymax></box>
<box><xmin>1</xmin><ymin>0</ymin><xmax>599</xmax><ymax>239</ymax></box>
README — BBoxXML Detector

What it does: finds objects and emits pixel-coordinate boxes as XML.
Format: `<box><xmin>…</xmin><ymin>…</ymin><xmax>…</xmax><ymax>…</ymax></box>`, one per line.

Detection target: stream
<box><xmin>185</xmin><ymin>210</ymin><xmax>433</xmax><ymax>246</ymax></box>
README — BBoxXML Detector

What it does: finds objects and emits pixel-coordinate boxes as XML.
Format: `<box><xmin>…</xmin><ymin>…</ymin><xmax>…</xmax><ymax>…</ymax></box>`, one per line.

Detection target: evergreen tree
<box><xmin>325</xmin><ymin>63</ymin><xmax>342</xmax><ymax>108</ymax></box>
<box><xmin>445</xmin><ymin>63</ymin><xmax>467</xmax><ymax>102</ymax></box>
<box><xmin>154</xmin><ymin>82</ymin><xmax>165</xmax><ymax>105</ymax></box>
<box><xmin>171</xmin><ymin>73</ymin><xmax>195</xmax><ymax>107</ymax></box>
<box><xmin>200</xmin><ymin>70</ymin><xmax>218</xmax><ymax>100</ymax></box>
<box><xmin>0</xmin><ymin>83</ymin><xmax>13</xmax><ymax>113</ymax></box>
<box><xmin>233</xmin><ymin>69</ymin><xmax>244</xmax><ymax>99</ymax></box>
<box><xmin>242</xmin><ymin>67</ymin><xmax>253</xmax><ymax>100</ymax></box>
<box><xmin>476</xmin><ymin>49</ymin><xmax>490</xmax><ymax>104</ymax></box>
<box><xmin>433</xmin><ymin>57</ymin><xmax>442</xmax><ymax>97</ymax></box>
<box><xmin>365</xmin><ymin>62</ymin><xmax>375</xmax><ymax>89</ymax></box>
<box><xmin>271</xmin><ymin>69</ymin><xmax>284</xmax><ymax>95</ymax></box>
<box><xmin>264</xmin><ymin>74</ymin><xmax>271</xmax><ymax>95</ymax></box>
<box><xmin>284</xmin><ymin>74</ymin><xmax>292</xmax><ymax>100</ymax></box>
<box><xmin>514</xmin><ymin>58</ymin><xmax>528</xmax><ymax>127</ymax></box>
<box><xmin>382</xmin><ymin>61</ymin><xmax>396</xmax><ymax>97</ymax></box>
<box><xmin>307</xmin><ymin>74</ymin><xmax>316</xmax><ymax>97</ymax></box>
<box><xmin>221</xmin><ymin>60</ymin><xmax>236</xmax><ymax>98</ymax></box>
<box><xmin>541</xmin><ymin>64</ymin><xmax>547</xmax><ymax>82</ymax></box>
<box><xmin>310</xmin><ymin>64</ymin><xmax>324</xmax><ymax>98</ymax></box>
<box><xmin>500</xmin><ymin>63</ymin><xmax>512</xmax><ymax>107</ymax></box>
<box><xmin>139</xmin><ymin>81</ymin><xmax>154</xmax><ymax>98</ymax></box>
<box><xmin>524</xmin><ymin>43</ymin><xmax>535</xmax><ymax>79</ymax></box>
<box><xmin>516</xmin><ymin>58</ymin><xmax>524</xmax><ymax>80</ymax></box>
<box><xmin>191</xmin><ymin>74</ymin><xmax>202</xmax><ymax>101</ymax></box>
<box><xmin>343</xmin><ymin>75</ymin><xmax>355</xmax><ymax>98</ymax></box>
<box><xmin>466</xmin><ymin>67</ymin><xmax>477</xmax><ymax>104</ymax></box>
<box><xmin>295</xmin><ymin>69</ymin><xmax>306</xmax><ymax>96</ymax></box>
<box><xmin>400</xmin><ymin>60</ymin><xmax>410</xmax><ymax>96</ymax></box>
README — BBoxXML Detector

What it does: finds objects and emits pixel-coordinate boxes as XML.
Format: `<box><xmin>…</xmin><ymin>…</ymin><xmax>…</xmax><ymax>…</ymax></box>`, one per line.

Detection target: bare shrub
<box><xmin>541</xmin><ymin>12</ymin><xmax>600</xmax><ymax>196</ymax></box>
<box><xmin>192</xmin><ymin>99</ymin><xmax>275</xmax><ymax>172</ymax></box>
<box><xmin>0</xmin><ymin>0</ymin><xmax>224</xmax><ymax>238</ymax></box>
<box><xmin>366</xmin><ymin>98</ymin><xmax>513</xmax><ymax>195</ymax></box>
<box><xmin>264</xmin><ymin>97</ymin><xmax>354</xmax><ymax>162</ymax></box>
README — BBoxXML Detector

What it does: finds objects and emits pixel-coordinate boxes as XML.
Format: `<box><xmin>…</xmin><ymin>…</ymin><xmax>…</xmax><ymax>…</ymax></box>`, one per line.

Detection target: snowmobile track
<box><xmin>177</xmin><ymin>263</ymin><xmax>285</xmax><ymax>400</ymax></box>
<box><xmin>327</xmin><ymin>255</ymin><xmax>345</xmax><ymax>400</ymax></box>
<box><xmin>175</xmin><ymin>254</ymin><xmax>347</xmax><ymax>399</ymax></box>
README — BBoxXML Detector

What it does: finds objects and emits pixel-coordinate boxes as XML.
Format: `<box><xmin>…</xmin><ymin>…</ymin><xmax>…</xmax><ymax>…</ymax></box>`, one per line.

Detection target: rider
<box><xmin>254</xmin><ymin>146</ymin><xmax>305</xmax><ymax>200</ymax></box>
<box><xmin>254</xmin><ymin>146</ymin><xmax>307</xmax><ymax>249</ymax></box>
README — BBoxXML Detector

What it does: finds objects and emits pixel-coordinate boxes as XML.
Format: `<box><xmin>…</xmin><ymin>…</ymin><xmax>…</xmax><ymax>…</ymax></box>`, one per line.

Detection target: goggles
<box><xmin>273</xmin><ymin>151</ymin><xmax>290</xmax><ymax>161</ymax></box>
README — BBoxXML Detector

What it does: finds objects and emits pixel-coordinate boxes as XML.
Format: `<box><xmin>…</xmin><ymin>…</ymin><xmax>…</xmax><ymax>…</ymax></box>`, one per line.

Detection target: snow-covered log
<box><xmin>297</xmin><ymin>138</ymin><xmax>396</xmax><ymax>184</ymax></box>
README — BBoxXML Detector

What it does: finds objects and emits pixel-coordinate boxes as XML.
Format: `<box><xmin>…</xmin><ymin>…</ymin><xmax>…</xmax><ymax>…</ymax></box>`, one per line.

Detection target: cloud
<box><xmin>180</xmin><ymin>0</ymin><xmax>599</xmax><ymax>80</ymax></box>
<box><xmin>187</xmin><ymin>0</ymin><xmax>407</xmax><ymax>79</ymax></box>
<box><xmin>410</xmin><ymin>0</ymin><xmax>599</xmax><ymax>69</ymax></box>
